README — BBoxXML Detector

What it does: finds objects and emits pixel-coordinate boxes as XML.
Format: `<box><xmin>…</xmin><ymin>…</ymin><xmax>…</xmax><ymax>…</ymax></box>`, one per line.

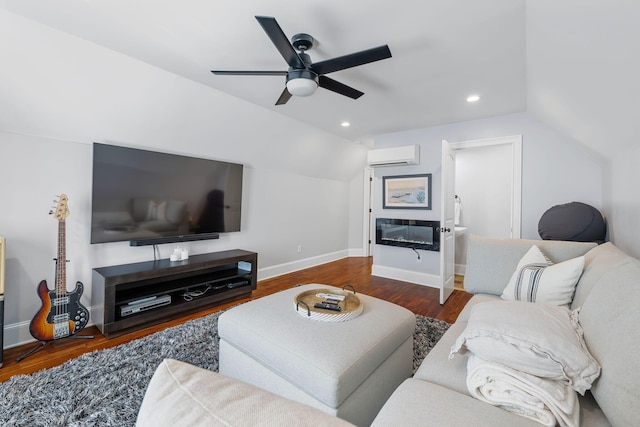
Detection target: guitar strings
<box><xmin>56</xmin><ymin>218</ymin><xmax>67</xmax><ymax>336</ymax></box>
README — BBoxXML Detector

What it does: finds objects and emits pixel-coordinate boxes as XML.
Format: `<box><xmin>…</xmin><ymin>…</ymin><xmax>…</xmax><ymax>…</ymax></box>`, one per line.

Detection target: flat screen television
<box><xmin>91</xmin><ymin>143</ymin><xmax>243</xmax><ymax>246</ymax></box>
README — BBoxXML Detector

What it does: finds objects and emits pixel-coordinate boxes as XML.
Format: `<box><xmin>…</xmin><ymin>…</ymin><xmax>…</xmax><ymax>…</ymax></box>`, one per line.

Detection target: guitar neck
<box><xmin>57</xmin><ymin>219</ymin><xmax>66</xmax><ymax>297</ymax></box>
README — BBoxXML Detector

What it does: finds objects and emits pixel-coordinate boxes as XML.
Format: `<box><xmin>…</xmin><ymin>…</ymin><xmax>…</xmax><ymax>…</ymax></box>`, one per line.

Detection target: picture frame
<box><xmin>382</xmin><ymin>174</ymin><xmax>432</xmax><ymax>210</ymax></box>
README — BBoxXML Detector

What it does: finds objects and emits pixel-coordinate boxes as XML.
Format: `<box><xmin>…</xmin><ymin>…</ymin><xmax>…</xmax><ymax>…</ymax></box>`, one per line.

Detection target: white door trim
<box><xmin>362</xmin><ymin>167</ymin><xmax>374</xmax><ymax>257</ymax></box>
<box><xmin>440</xmin><ymin>140</ymin><xmax>456</xmax><ymax>304</ymax></box>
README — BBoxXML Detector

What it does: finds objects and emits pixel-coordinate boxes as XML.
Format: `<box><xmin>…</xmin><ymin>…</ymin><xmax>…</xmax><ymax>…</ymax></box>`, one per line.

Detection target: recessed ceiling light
<box><xmin>341</xmin><ymin>121</ymin><xmax>351</xmax><ymax>127</ymax></box>
<box><xmin>466</xmin><ymin>94</ymin><xmax>480</xmax><ymax>103</ymax></box>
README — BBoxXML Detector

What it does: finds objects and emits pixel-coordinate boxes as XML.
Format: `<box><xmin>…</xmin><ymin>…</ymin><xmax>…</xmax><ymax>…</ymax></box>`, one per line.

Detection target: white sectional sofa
<box><xmin>137</xmin><ymin>236</ymin><xmax>640</xmax><ymax>426</ymax></box>
<box><xmin>373</xmin><ymin>235</ymin><xmax>639</xmax><ymax>426</ymax></box>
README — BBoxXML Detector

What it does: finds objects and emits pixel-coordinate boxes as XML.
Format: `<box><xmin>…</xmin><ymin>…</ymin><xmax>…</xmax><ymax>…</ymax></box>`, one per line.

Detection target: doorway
<box><xmin>446</xmin><ymin>135</ymin><xmax>522</xmax><ymax>281</ymax></box>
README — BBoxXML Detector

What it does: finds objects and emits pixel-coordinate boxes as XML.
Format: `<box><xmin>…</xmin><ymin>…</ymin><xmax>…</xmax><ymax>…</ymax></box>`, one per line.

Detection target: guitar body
<box><xmin>29</xmin><ymin>279</ymin><xmax>89</xmax><ymax>341</ymax></box>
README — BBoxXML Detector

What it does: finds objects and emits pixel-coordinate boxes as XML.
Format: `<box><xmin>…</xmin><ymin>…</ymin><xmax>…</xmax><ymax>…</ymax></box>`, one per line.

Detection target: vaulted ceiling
<box><xmin>1</xmin><ymin>0</ymin><xmax>638</xmax><ymax>157</ymax></box>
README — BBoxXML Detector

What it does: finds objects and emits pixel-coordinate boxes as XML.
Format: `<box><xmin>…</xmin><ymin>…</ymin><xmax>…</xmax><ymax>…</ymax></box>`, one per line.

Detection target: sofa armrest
<box><xmin>136</xmin><ymin>359</ymin><xmax>355</xmax><ymax>427</ymax></box>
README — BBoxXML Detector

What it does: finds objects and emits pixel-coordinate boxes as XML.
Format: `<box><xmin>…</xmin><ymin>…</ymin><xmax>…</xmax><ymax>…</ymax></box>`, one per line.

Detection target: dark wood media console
<box><xmin>92</xmin><ymin>249</ymin><xmax>257</xmax><ymax>338</ymax></box>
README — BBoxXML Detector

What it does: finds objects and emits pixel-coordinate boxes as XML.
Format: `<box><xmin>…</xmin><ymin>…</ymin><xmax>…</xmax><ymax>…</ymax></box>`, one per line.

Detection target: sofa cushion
<box><xmin>371</xmin><ymin>379</ymin><xmax>541</xmax><ymax>427</ymax></box>
<box><xmin>450</xmin><ymin>301</ymin><xmax>600</xmax><ymax>394</ymax></box>
<box><xmin>500</xmin><ymin>245</ymin><xmax>585</xmax><ymax>305</ymax></box>
<box><xmin>415</xmin><ymin>294</ymin><xmax>499</xmax><ymax>397</ymax></box>
<box><xmin>136</xmin><ymin>359</ymin><xmax>355</xmax><ymax>427</ymax></box>
<box><xmin>456</xmin><ymin>294</ymin><xmax>501</xmax><ymax>323</ymax></box>
<box><xmin>571</xmin><ymin>242</ymin><xmax>630</xmax><ymax>309</ymax></box>
<box><xmin>578</xmin><ymin>257</ymin><xmax>640</xmax><ymax>427</ymax></box>
<box><xmin>413</xmin><ymin>320</ymin><xmax>470</xmax><ymax>396</ymax></box>
<box><xmin>464</xmin><ymin>235</ymin><xmax>596</xmax><ymax>296</ymax></box>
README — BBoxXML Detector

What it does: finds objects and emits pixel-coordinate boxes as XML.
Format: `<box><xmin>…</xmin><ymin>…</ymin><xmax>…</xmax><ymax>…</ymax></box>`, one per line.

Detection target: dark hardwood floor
<box><xmin>0</xmin><ymin>256</ymin><xmax>471</xmax><ymax>383</ymax></box>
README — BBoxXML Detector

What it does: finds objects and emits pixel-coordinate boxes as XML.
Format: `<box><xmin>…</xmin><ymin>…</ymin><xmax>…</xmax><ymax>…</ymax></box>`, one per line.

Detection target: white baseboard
<box><xmin>3</xmin><ymin>320</ymin><xmax>33</xmax><ymax>349</ymax></box>
<box><xmin>257</xmin><ymin>250</ymin><xmax>348</xmax><ymax>281</ymax></box>
<box><xmin>348</xmin><ymin>247</ymin><xmax>367</xmax><ymax>257</ymax></box>
<box><xmin>371</xmin><ymin>264</ymin><xmax>440</xmax><ymax>289</ymax></box>
<box><xmin>455</xmin><ymin>263</ymin><xmax>467</xmax><ymax>276</ymax></box>
<box><xmin>3</xmin><ymin>308</ymin><xmax>97</xmax><ymax>350</ymax></box>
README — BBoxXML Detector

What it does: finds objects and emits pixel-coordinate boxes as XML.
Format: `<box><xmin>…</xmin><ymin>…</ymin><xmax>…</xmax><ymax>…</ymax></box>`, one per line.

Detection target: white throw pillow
<box><xmin>450</xmin><ymin>301</ymin><xmax>600</xmax><ymax>395</ymax></box>
<box><xmin>501</xmin><ymin>245</ymin><xmax>585</xmax><ymax>306</ymax></box>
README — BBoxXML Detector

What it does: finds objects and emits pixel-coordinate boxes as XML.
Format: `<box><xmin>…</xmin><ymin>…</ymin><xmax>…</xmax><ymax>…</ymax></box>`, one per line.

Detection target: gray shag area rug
<box><xmin>0</xmin><ymin>312</ymin><xmax>449</xmax><ymax>427</ymax></box>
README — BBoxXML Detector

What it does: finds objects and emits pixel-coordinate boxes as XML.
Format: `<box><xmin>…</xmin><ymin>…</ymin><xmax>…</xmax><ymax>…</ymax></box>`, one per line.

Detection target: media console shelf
<box><xmin>92</xmin><ymin>249</ymin><xmax>257</xmax><ymax>338</ymax></box>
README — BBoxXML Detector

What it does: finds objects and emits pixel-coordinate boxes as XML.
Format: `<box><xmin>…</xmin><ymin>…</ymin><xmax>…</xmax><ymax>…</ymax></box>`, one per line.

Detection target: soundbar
<box><xmin>129</xmin><ymin>233</ymin><xmax>219</xmax><ymax>247</ymax></box>
<box><xmin>120</xmin><ymin>294</ymin><xmax>171</xmax><ymax>317</ymax></box>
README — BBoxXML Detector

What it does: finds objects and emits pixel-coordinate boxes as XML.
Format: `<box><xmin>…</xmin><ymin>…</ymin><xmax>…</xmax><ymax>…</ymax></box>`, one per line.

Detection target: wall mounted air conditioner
<box><xmin>367</xmin><ymin>145</ymin><xmax>420</xmax><ymax>167</ymax></box>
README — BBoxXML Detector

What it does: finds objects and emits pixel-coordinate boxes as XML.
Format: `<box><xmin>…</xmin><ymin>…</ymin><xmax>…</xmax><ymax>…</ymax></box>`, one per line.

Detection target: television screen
<box><xmin>91</xmin><ymin>143</ymin><xmax>243</xmax><ymax>245</ymax></box>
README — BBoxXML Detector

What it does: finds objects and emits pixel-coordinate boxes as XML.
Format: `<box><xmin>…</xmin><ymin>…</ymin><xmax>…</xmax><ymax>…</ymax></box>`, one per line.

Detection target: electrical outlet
<box><xmin>297</xmin><ymin>245</ymin><xmax>302</xmax><ymax>253</ymax></box>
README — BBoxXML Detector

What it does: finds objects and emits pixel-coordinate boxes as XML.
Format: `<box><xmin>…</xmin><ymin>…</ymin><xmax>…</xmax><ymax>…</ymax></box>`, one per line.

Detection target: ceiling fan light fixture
<box><xmin>286</xmin><ymin>78</ymin><xmax>318</xmax><ymax>96</ymax></box>
<box><xmin>286</xmin><ymin>69</ymin><xmax>318</xmax><ymax>97</ymax></box>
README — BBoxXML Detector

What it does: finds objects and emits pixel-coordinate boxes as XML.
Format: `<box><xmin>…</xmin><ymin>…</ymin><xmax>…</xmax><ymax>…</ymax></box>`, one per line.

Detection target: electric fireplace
<box><xmin>375</xmin><ymin>218</ymin><xmax>440</xmax><ymax>251</ymax></box>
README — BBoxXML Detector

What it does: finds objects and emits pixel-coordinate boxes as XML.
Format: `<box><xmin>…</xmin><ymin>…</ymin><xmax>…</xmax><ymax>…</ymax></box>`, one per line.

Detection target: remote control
<box><xmin>314</xmin><ymin>302</ymin><xmax>342</xmax><ymax>312</ymax></box>
<box><xmin>315</xmin><ymin>293</ymin><xmax>345</xmax><ymax>301</ymax></box>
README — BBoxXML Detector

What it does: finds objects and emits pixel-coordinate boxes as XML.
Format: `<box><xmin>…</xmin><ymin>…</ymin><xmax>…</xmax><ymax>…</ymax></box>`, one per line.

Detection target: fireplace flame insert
<box><xmin>375</xmin><ymin>218</ymin><xmax>440</xmax><ymax>251</ymax></box>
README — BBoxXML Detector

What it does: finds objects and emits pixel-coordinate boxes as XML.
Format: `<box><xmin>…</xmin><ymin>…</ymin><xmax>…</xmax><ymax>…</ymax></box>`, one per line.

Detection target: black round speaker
<box><xmin>538</xmin><ymin>202</ymin><xmax>606</xmax><ymax>243</ymax></box>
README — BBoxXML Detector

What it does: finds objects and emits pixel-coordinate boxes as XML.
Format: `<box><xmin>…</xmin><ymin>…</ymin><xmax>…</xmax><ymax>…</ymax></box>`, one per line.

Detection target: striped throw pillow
<box><xmin>501</xmin><ymin>245</ymin><xmax>585</xmax><ymax>306</ymax></box>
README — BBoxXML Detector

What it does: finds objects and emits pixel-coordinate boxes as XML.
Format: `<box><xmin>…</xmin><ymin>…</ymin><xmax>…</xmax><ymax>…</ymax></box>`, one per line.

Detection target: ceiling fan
<box><xmin>211</xmin><ymin>16</ymin><xmax>392</xmax><ymax>105</ymax></box>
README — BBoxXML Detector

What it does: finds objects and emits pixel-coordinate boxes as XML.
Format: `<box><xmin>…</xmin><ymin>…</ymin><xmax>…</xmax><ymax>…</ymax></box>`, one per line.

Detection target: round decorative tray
<box><xmin>294</xmin><ymin>285</ymin><xmax>363</xmax><ymax>322</ymax></box>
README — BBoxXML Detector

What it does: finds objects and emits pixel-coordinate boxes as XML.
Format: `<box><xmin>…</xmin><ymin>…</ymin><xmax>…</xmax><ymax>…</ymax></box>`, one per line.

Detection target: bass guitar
<box><xmin>29</xmin><ymin>194</ymin><xmax>89</xmax><ymax>341</ymax></box>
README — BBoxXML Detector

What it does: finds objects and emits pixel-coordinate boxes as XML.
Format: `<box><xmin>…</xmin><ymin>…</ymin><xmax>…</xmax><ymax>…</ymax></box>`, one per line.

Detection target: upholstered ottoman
<box><xmin>218</xmin><ymin>284</ymin><xmax>416</xmax><ymax>427</ymax></box>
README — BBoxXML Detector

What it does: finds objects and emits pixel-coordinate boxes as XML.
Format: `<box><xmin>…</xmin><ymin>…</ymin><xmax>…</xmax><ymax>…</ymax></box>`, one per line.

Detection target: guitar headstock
<box><xmin>50</xmin><ymin>194</ymin><xmax>70</xmax><ymax>221</ymax></box>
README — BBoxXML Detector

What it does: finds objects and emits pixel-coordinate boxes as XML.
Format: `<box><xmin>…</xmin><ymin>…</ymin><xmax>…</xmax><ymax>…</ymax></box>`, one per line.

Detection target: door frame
<box><xmin>440</xmin><ymin>135</ymin><xmax>522</xmax><ymax>303</ymax></box>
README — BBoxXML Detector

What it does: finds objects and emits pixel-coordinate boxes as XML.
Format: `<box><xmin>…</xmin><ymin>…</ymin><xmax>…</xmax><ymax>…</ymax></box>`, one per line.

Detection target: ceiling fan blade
<box><xmin>275</xmin><ymin>87</ymin><xmax>292</xmax><ymax>105</ymax></box>
<box><xmin>311</xmin><ymin>45</ymin><xmax>392</xmax><ymax>75</ymax></box>
<box><xmin>255</xmin><ymin>16</ymin><xmax>305</xmax><ymax>69</ymax></box>
<box><xmin>318</xmin><ymin>76</ymin><xmax>364</xmax><ymax>99</ymax></box>
<box><xmin>211</xmin><ymin>70</ymin><xmax>287</xmax><ymax>76</ymax></box>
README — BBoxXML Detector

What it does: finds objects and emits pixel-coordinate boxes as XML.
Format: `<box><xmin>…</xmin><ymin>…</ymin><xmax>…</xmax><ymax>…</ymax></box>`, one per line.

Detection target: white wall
<box><xmin>608</xmin><ymin>147</ymin><xmax>640</xmax><ymax>258</ymax></box>
<box><xmin>369</xmin><ymin>141</ymin><xmax>442</xmax><ymax>287</ymax></box>
<box><xmin>347</xmin><ymin>168</ymin><xmax>367</xmax><ymax>256</ymax></box>
<box><xmin>370</xmin><ymin>112</ymin><xmax>606</xmax><ymax>282</ymax></box>
<box><xmin>0</xmin><ymin>10</ymin><xmax>367</xmax><ymax>348</ymax></box>
<box><xmin>456</xmin><ymin>145</ymin><xmax>513</xmax><ymax>238</ymax></box>
<box><xmin>524</xmin><ymin>1</ymin><xmax>640</xmax><ymax>258</ymax></box>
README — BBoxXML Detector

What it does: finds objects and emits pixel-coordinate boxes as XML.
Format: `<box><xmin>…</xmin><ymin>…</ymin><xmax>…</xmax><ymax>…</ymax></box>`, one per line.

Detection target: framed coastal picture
<box><xmin>382</xmin><ymin>174</ymin><xmax>432</xmax><ymax>210</ymax></box>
